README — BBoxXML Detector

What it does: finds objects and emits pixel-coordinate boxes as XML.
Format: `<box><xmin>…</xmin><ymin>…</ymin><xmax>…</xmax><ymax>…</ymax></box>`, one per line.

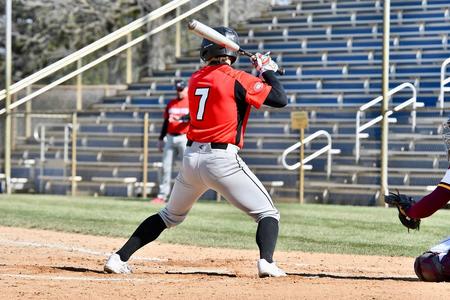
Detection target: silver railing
<box><xmin>33</xmin><ymin>124</ymin><xmax>73</xmax><ymax>163</ymax></box>
<box><xmin>33</xmin><ymin>123</ymin><xmax>74</xmax><ymax>192</ymax></box>
<box><xmin>355</xmin><ymin>82</ymin><xmax>424</xmax><ymax>162</ymax></box>
<box><xmin>0</xmin><ymin>0</ymin><xmax>226</xmax><ymax>115</ymax></box>
<box><xmin>439</xmin><ymin>57</ymin><xmax>450</xmax><ymax>113</ymax></box>
<box><xmin>281</xmin><ymin>130</ymin><xmax>341</xmax><ymax>178</ymax></box>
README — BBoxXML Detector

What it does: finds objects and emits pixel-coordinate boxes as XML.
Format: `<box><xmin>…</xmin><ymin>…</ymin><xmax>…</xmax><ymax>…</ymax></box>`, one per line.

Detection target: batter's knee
<box><xmin>158</xmin><ymin>208</ymin><xmax>187</xmax><ymax>228</ymax></box>
<box><xmin>253</xmin><ymin>208</ymin><xmax>280</xmax><ymax>223</ymax></box>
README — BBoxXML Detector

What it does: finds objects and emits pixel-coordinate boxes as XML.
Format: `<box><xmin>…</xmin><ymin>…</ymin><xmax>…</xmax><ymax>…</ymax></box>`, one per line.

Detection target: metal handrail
<box><xmin>0</xmin><ymin>0</ymin><xmax>221</xmax><ymax>115</ymax></box>
<box><xmin>0</xmin><ymin>0</ymin><xmax>189</xmax><ymax>102</ymax></box>
<box><xmin>281</xmin><ymin>130</ymin><xmax>341</xmax><ymax>178</ymax></box>
<box><xmin>34</xmin><ymin>123</ymin><xmax>72</xmax><ymax>163</ymax></box>
<box><xmin>355</xmin><ymin>82</ymin><xmax>424</xmax><ymax>162</ymax></box>
<box><xmin>439</xmin><ymin>57</ymin><xmax>450</xmax><ymax>113</ymax></box>
<box><xmin>33</xmin><ymin>120</ymin><xmax>78</xmax><ymax>193</ymax></box>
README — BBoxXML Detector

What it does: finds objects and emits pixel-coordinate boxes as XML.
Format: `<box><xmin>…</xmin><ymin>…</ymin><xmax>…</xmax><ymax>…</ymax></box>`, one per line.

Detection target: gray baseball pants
<box><xmin>158</xmin><ymin>134</ymin><xmax>187</xmax><ymax>199</ymax></box>
<box><xmin>159</xmin><ymin>141</ymin><xmax>280</xmax><ymax>227</ymax></box>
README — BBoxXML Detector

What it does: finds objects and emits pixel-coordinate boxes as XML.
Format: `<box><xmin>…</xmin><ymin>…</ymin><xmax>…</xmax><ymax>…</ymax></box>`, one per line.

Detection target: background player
<box><xmin>385</xmin><ymin>118</ymin><xmax>450</xmax><ymax>282</ymax></box>
<box><xmin>105</xmin><ymin>26</ymin><xmax>288</xmax><ymax>277</ymax></box>
<box><xmin>152</xmin><ymin>80</ymin><xmax>190</xmax><ymax>204</ymax></box>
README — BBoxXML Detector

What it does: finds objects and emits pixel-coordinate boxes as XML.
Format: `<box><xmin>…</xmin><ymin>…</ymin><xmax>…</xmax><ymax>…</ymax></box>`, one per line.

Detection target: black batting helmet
<box><xmin>200</xmin><ymin>27</ymin><xmax>239</xmax><ymax>64</ymax></box>
<box><xmin>174</xmin><ymin>79</ymin><xmax>187</xmax><ymax>91</ymax></box>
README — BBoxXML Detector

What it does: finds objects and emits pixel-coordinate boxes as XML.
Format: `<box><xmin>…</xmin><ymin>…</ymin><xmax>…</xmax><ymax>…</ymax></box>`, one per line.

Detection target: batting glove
<box><xmin>252</xmin><ymin>52</ymin><xmax>279</xmax><ymax>75</ymax></box>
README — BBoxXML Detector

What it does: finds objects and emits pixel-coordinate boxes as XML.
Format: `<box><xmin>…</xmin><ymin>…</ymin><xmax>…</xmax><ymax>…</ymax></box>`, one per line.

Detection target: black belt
<box><xmin>169</xmin><ymin>133</ymin><xmax>184</xmax><ymax>136</ymax></box>
<box><xmin>186</xmin><ymin>140</ymin><xmax>228</xmax><ymax>150</ymax></box>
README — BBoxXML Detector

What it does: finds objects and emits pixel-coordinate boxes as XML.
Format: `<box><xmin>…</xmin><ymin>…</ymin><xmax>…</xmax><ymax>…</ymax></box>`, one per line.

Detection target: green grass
<box><xmin>0</xmin><ymin>194</ymin><xmax>449</xmax><ymax>257</ymax></box>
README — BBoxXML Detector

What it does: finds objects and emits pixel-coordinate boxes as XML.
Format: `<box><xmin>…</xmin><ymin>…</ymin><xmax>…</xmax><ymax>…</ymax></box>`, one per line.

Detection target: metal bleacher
<box><xmin>7</xmin><ymin>0</ymin><xmax>450</xmax><ymax>203</ymax></box>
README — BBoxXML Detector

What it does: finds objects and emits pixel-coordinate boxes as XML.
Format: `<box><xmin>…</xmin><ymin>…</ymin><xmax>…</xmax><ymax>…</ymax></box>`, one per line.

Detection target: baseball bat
<box><xmin>188</xmin><ymin>19</ymin><xmax>285</xmax><ymax>75</ymax></box>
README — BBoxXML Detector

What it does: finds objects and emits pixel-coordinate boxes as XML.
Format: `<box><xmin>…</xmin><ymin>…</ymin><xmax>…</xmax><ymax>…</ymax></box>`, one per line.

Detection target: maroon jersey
<box><xmin>187</xmin><ymin>64</ymin><xmax>271</xmax><ymax>148</ymax></box>
<box><xmin>164</xmin><ymin>97</ymin><xmax>189</xmax><ymax>135</ymax></box>
<box><xmin>407</xmin><ymin>167</ymin><xmax>450</xmax><ymax>219</ymax></box>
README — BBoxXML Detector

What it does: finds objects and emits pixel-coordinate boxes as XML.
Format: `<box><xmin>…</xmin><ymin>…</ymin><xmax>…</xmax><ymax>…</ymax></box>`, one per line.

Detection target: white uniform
<box><xmin>430</xmin><ymin>236</ymin><xmax>450</xmax><ymax>253</ymax></box>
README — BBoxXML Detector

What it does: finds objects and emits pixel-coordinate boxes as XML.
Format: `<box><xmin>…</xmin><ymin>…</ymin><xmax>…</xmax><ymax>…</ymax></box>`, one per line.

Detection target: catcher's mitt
<box><xmin>385</xmin><ymin>190</ymin><xmax>420</xmax><ymax>231</ymax></box>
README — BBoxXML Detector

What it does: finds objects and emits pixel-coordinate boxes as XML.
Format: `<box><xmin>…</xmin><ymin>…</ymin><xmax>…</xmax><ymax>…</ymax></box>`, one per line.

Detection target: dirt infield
<box><xmin>0</xmin><ymin>226</ymin><xmax>448</xmax><ymax>299</ymax></box>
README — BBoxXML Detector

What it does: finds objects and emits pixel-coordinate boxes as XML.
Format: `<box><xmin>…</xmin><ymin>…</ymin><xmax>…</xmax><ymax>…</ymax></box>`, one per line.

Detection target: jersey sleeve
<box><xmin>407</xmin><ymin>169</ymin><xmax>450</xmax><ymax>219</ymax></box>
<box><xmin>236</xmin><ymin>71</ymin><xmax>272</xmax><ymax>109</ymax></box>
<box><xmin>163</xmin><ymin>101</ymin><xmax>170</xmax><ymax>119</ymax></box>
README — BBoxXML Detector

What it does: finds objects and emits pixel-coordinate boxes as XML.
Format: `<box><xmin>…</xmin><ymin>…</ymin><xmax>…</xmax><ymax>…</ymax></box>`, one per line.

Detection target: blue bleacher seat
<box><xmin>13</xmin><ymin>0</ymin><xmax>450</xmax><ymax>201</ymax></box>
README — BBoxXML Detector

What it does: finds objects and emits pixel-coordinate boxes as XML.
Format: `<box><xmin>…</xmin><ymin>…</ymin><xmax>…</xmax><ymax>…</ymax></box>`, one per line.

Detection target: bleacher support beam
<box><xmin>380</xmin><ymin>0</ymin><xmax>391</xmax><ymax>206</ymax></box>
<box><xmin>4</xmin><ymin>0</ymin><xmax>12</xmax><ymax>194</ymax></box>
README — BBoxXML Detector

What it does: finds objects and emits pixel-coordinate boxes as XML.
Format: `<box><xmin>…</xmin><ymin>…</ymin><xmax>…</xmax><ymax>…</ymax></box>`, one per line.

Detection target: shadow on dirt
<box><xmin>289</xmin><ymin>272</ymin><xmax>418</xmax><ymax>282</ymax></box>
<box><xmin>52</xmin><ymin>266</ymin><xmax>105</xmax><ymax>274</ymax></box>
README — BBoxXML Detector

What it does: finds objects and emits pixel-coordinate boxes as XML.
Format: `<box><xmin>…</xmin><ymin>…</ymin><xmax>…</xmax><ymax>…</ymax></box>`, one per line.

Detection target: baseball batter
<box><xmin>152</xmin><ymin>80</ymin><xmax>189</xmax><ymax>203</ymax></box>
<box><xmin>105</xmin><ymin>26</ymin><xmax>288</xmax><ymax>277</ymax></box>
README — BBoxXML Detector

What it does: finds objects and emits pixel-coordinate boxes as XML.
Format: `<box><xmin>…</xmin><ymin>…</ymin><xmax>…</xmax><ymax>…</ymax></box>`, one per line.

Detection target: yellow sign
<box><xmin>291</xmin><ymin>111</ymin><xmax>308</xmax><ymax>129</ymax></box>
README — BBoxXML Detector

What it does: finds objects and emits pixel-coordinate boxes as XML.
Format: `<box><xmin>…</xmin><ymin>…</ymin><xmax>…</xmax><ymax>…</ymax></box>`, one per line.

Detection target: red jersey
<box><xmin>187</xmin><ymin>64</ymin><xmax>271</xmax><ymax>148</ymax></box>
<box><xmin>164</xmin><ymin>96</ymin><xmax>190</xmax><ymax>135</ymax></box>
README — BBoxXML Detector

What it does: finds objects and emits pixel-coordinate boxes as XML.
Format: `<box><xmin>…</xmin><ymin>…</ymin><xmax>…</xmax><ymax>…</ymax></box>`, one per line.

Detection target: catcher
<box><xmin>385</xmin><ymin>118</ymin><xmax>450</xmax><ymax>282</ymax></box>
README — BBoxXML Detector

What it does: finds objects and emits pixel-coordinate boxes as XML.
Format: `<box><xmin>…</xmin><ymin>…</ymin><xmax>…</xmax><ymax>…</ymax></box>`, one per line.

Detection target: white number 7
<box><xmin>195</xmin><ymin>88</ymin><xmax>209</xmax><ymax>120</ymax></box>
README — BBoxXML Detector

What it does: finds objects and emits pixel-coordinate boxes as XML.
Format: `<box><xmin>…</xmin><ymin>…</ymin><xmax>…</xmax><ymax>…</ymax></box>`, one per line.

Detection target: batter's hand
<box><xmin>252</xmin><ymin>52</ymin><xmax>279</xmax><ymax>74</ymax></box>
<box><xmin>157</xmin><ymin>140</ymin><xmax>164</xmax><ymax>152</ymax></box>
